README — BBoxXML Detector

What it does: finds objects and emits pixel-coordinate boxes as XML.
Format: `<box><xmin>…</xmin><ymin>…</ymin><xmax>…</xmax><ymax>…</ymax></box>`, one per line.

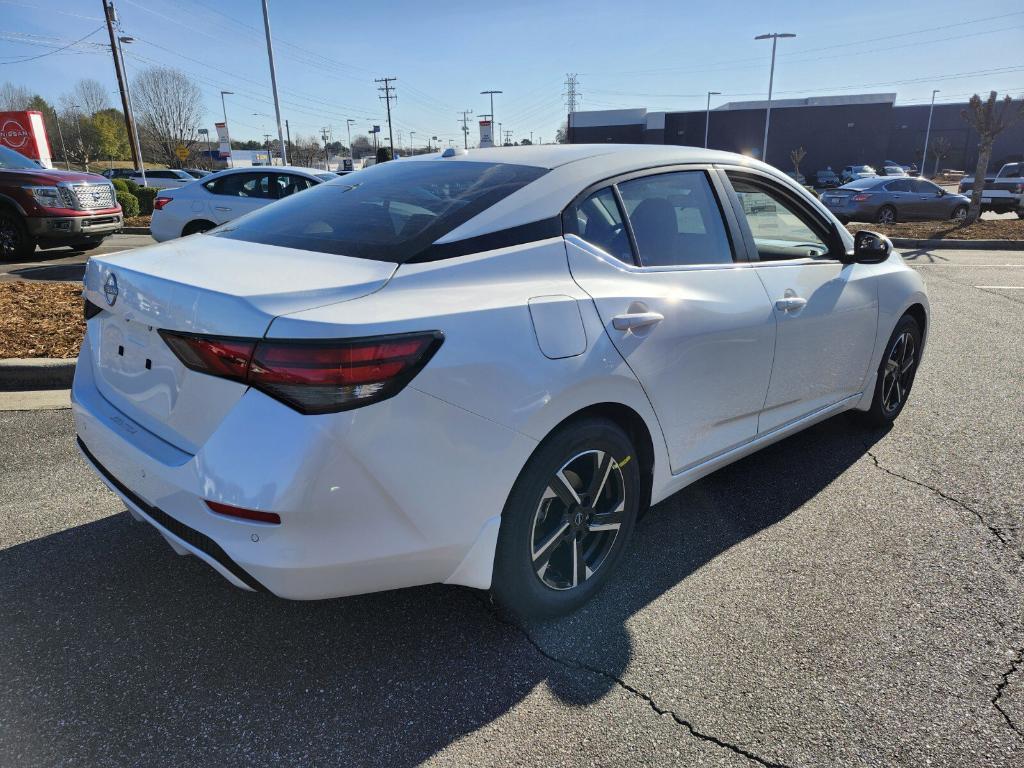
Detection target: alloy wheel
<box><xmin>953</xmin><ymin>206</ymin><xmax>967</xmax><ymax>223</ymax></box>
<box><xmin>881</xmin><ymin>331</ymin><xmax>916</xmax><ymax>415</ymax></box>
<box><xmin>530</xmin><ymin>449</ymin><xmax>626</xmax><ymax>591</ymax></box>
<box><xmin>0</xmin><ymin>213</ymin><xmax>20</xmax><ymax>259</ymax></box>
<box><xmin>877</xmin><ymin>207</ymin><xmax>896</xmax><ymax>225</ymax></box>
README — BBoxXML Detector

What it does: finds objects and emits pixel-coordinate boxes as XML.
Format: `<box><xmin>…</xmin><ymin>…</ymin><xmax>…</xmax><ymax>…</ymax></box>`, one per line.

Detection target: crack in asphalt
<box><xmin>865</xmin><ymin>449</ymin><xmax>1018</xmax><ymax>555</ymax></box>
<box><xmin>475</xmin><ymin>596</ymin><xmax>793</xmax><ymax>768</ymax></box>
<box><xmin>993</xmin><ymin>647</ymin><xmax>1024</xmax><ymax>740</ymax></box>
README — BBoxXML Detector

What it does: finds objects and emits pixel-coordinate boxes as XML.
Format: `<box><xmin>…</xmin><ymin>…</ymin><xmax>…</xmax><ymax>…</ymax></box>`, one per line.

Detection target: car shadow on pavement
<box><xmin>9</xmin><ymin>263</ymin><xmax>86</xmax><ymax>281</ymax></box>
<box><xmin>0</xmin><ymin>415</ymin><xmax>888</xmax><ymax>766</ymax></box>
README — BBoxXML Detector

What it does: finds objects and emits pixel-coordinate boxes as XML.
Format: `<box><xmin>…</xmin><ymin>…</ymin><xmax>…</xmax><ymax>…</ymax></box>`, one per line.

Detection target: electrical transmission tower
<box><xmin>375</xmin><ymin>77</ymin><xmax>397</xmax><ymax>156</ymax></box>
<box><xmin>458</xmin><ymin>109</ymin><xmax>473</xmax><ymax>148</ymax></box>
<box><xmin>503</xmin><ymin>129</ymin><xmax>513</xmax><ymax>146</ymax></box>
<box><xmin>564</xmin><ymin>73</ymin><xmax>581</xmax><ymax>114</ymax></box>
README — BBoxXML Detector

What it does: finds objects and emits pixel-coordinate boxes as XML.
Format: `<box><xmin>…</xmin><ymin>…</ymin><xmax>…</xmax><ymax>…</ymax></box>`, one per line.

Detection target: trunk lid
<box><xmin>82</xmin><ymin>235</ymin><xmax>397</xmax><ymax>452</ymax></box>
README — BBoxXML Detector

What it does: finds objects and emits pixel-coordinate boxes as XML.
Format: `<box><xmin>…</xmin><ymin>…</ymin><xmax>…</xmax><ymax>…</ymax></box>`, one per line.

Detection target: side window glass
<box><xmin>277</xmin><ymin>174</ymin><xmax>315</xmax><ymax>198</ymax></box>
<box><xmin>569</xmin><ymin>187</ymin><xmax>634</xmax><ymax>264</ymax></box>
<box><xmin>887</xmin><ymin>179</ymin><xmax>911</xmax><ymax>193</ymax></box>
<box><xmin>727</xmin><ymin>174</ymin><xmax>828</xmax><ymax>261</ymax></box>
<box><xmin>239</xmin><ymin>173</ymin><xmax>272</xmax><ymax>198</ymax></box>
<box><xmin>911</xmin><ymin>179</ymin><xmax>938</xmax><ymax>195</ymax></box>
<box><xmin>616</xmin><ymin>171</ymin><xmax>733</xmax><ymax>267</ymax></box>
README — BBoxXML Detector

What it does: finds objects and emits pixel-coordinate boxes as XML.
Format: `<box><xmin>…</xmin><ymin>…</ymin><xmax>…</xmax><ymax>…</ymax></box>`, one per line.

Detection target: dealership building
<box><xmin>567</xmin><ymin>93</ymin><xmax>1024</xmax><ymax>176</ymax></box>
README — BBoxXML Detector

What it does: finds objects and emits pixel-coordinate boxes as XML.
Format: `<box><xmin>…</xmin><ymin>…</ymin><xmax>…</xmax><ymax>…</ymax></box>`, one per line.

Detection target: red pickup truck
<box><xmin>0</xmin><ymin>144</ymin><xmax>122</xmax><ymax>260</ymax></box>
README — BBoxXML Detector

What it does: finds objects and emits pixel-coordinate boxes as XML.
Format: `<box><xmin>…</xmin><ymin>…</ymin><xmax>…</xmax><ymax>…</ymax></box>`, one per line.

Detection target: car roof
<box><xmin>205</xmin><ymin>165</ymin><xmax>333</xmax><ymax>178</ymax></box>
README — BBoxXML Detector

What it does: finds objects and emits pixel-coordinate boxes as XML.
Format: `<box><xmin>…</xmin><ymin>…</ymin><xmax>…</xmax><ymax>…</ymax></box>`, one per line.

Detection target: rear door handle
<box><xmin>775</xmin><ymin>297</ymin><xmax>807</xmax><ymax>312</ymax></box>
<box><xmin>612</xmin><ymin>311</ymin><xmax>664</xmax><ymax>331</ymax></box>
<box><xmin>214</xmin><ymin>206</ymin><xmax>232</xmax><ymax>211</ymax></box>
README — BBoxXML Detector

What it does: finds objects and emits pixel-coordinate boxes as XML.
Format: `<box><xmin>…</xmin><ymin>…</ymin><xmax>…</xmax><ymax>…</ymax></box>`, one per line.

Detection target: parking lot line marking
<box><xmin>973</xmin><ymin>285</ymin><xmax>1024</xmax><ymax>290</ymax></box>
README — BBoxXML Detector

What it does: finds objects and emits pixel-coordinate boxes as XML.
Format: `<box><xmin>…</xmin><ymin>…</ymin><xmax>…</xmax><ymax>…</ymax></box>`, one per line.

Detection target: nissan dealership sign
<box><xmin>0</xmin><ymin>110</ymin><xmax>53</xmax><ymax>168</ymax></box>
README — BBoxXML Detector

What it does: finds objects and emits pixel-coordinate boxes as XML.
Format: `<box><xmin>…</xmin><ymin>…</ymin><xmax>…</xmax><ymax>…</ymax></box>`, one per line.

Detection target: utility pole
<box><xmin>51</xmin><ymin>105</ymin><xmax>70</xmax><ymax>170</ymax></box>
<box><xmin>498</xmin><ymin>122</ymin><xmax>502</xmax><ymax>146</ymax></box>
<box><xmin>458</xmin><ymin>109</ymin><xmax>473</xmax><ymax>149</ymax></box>
<box><xmin>704</xmin><ymin>91</ymin><xmax>721</xmax><ymax>148</ymax></box>
<box><xmin>264</xmin><ymin>133</ymin><xmax>272</xmax><ymax>163</ymax></box>
<box><xmin>285</xmin><ymin>118</ymin><xmax>292</xmax><ymax>156</ymax></box>
<box><xmin>320</xmin><ymin>126</ymin><xmax>331</xmax><ymax>170</ymax></box>
<box><xmin>921</xmin><ymin>89</ymin><xmax>939</xmax><ymax>178</ymax></box>
<box><xmin>409</xmin><ymin>131</ymin><xmax>416</xmax><ymax>153</ymax></box>
<box><xmin>755</xmin><ymin>32</ymin><xmax>796</xmax><ymax>164</ymax></box>
<box><xmin>564</xmin><ymin>73</ymin><xmax>580</xmax><ymax>114</ymax></box>
<box><xmin>101</xmin><ymin>1</ymin><xmax>141</xmax><ymax>170</ymax></box>
<box><xmin>375</xmin><ymin>77</ymin><xmax>397</xmax><ymax>157</ymax></box>
<box><xmin>504</xmin><ymin>129</ymin><xmax>513</xmax><ymax>146</ymax></box>
<box><xmin>480</xmin><ymin>90</ymin><xmax>502</xmax><ymax>139</ymax></box>
<box><xmin>345</xmin><ymin>118</ymin><xmax>355</xmax><ymax>166</ymax></box>
<box><xmin>261</xmin><ymin>0</ymin><xmax>287</xmax><ymax>165</ymax></box>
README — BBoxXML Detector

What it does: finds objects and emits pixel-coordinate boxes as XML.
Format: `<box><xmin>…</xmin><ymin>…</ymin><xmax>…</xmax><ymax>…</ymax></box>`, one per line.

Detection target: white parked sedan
<box><xmin>129</xmin><ymin>168</ymin><xmax>195</xmax><ymax>190</ymax></box>
<box><xmin>74</xmin><ymin>145</ymin><xmax>928</xmax><ymax>618</ymax></box>
<box><xmin>150</xmin><ymin>166</ymin><xmax>337</xmax><ymax>241</ymax></box>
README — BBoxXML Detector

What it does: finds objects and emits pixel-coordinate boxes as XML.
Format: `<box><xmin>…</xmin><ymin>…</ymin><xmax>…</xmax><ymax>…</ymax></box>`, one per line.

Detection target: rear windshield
<box><xmin>213</xmin><ymin>160</ymin><xmax>547</xmax><ymax>262</ymax></box>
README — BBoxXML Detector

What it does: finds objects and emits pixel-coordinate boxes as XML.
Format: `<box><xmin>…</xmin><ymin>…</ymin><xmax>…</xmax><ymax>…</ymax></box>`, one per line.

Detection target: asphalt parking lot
<box><xmin>1</xmin><ymin>247</ymin><xmax>1023</xmax><ymax>767</ymax></box>
<box><xmin>0</xmin><ymin>235</ymin><xmax>153</xmax><ymax>283</ymax></box>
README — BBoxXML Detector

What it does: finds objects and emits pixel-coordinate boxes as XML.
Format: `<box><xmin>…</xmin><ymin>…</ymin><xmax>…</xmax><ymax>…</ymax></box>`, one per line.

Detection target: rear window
<box><xmin>213</xmin><ymin>160</ymin><xmax>548</xmax><ymax>262</ymax></box>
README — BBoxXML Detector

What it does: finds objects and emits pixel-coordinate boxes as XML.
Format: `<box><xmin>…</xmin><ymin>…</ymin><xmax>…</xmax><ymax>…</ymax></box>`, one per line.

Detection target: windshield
<box><xmin>0</xmin><ymin>144</ymin><xmax>41</xmax><ymax>170</ymax></box>
<box><xmin>214</xmin><ymin>160</ymin><xmax>548</xmax><ymax>262</ymax></box>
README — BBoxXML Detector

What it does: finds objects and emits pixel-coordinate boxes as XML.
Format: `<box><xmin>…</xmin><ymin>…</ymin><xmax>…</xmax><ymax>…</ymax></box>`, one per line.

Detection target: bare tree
<box><xmin>288</xmin><ymin>135</ymin><xmax>320</xmax><ymax>168</ymax></box>
<box><xmin>70</xmin><ymin>78</ymin><xmax>110</xmax><ymax>115</ymax></box>
<box><xmin>0</xmin><ymin>82</ymin><xmax>33</xmax><ymax>111</ymax></box>
<box><xmin>961</xmin><ymin>92</ymin><xmax>1024</xmax><ymax>223</ymax></box>
<box><xmin>555</xmin><ymin>120</ymin><xmax>569</xmax><ymax>144</ymax></box>
<box><xmin>790</xmin><ymin>146</ymin><xmax>807</xmax><ymax>180</ymax></box>
<box><xmin>131</xmin><ymin>66</ymin><xmax>203</xmax><ymax>167</ymax></box>
<box><xmin>930</xmin><ymin>136</ymin><xmax>951</xmax><ymax>178</ymax></box>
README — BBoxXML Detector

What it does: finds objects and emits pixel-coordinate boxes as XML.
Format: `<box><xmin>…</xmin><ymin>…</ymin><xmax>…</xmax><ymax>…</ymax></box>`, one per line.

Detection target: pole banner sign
<box><xmin>478</xmin><ymin>120</ymin><xmax>494</xmax><ymax>148</ymax></box>
<box><xmin>215</xmin><ymin>121</ymin><xmax>231</xmax><ymax>157</ymax></box>
<box><xmin>0</xmin><ymin>111</ymin><xmax>52</xmax><ymax>167</ymax></box>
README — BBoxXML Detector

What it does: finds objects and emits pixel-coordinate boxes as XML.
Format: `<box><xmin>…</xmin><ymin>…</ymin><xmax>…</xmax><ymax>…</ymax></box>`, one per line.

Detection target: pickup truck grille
<box><xmin>59</xmin><ymin>183</ymin><xmax>117</xmax><ymax>211</ymax></box>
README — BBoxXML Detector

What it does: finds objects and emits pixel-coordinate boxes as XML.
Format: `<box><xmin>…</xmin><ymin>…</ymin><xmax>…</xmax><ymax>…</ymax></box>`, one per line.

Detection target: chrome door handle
<box><xmin>214</xmin><ymin>206</ymin><xmax>232</xmax><ymax>211</ymax></box>
<box><xmin>612</xmin><ymin>311</ymin><xmax>664</xmax><ymax>331</ymax></box>
<box><xmin>775</xmin><ymin>297</ymin><xmax>807</xmax><ymax>312</ymax></box>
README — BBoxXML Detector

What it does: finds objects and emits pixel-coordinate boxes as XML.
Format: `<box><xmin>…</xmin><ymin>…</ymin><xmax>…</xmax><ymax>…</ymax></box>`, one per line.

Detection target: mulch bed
<box><xmin>0</xmin><ymin>282</ymin><xmax>84</xmax><ymax>359</ymax></box>
<box><xmin>123</xmin><ymin>215</ymin><xmax>152</xmax><ymax>228</ymax></box>
<box><xmin>845</xmin><ymin>218</ymin><xmax>1024</xmax><ymax>241</ymax></box>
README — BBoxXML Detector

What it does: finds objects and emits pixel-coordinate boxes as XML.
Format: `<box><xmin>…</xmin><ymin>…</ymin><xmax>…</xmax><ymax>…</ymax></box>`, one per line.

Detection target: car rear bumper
<box><xmin>71</xmin><ymin>333</ymin><xmax>537</xmax><ymax>599</ymax></box>
<box><xmin>27</xmin><ymin>211</ymin><xmax>123</xmax><ymax>243</ymax></box>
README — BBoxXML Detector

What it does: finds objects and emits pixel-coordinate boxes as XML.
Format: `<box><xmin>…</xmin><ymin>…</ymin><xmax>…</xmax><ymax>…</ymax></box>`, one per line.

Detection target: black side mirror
<box><xmin>847</xmin><ymin>230</ymin><xmax>892</xmax><ymax>264</ymax></box>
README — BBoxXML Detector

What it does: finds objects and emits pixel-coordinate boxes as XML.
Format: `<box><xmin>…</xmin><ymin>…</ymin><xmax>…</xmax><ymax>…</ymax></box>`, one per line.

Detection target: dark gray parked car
<box><xmin>821</xmin><ymin>177</ymin><xmax>970</xmax><ymax>224</ymax></box>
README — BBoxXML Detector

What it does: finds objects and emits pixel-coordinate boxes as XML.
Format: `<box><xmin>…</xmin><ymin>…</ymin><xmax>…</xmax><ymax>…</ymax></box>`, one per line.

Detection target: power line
<box><xmin>0</xmin><ymin>24</ymin><xmax>104</xmax><ymax>65</ymax></box>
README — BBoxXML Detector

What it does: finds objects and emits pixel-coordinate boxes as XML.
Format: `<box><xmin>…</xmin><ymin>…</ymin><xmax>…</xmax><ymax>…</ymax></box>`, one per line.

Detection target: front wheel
<box><xmin>491</xmin><ymin>417</ymin><xmax>640</xmax><ymax>619</ymax></box>
<box><xmin>860</xmin><ymin>314</ymin><xmax>921</xmax><ymax>426</ymax></box>
<box><xmin>875</xmin><ymin>205</ymin><xmax>897</xmax><ymax>225</ymax></box>
<box><xmin>0</xmin><ymin>207</ymin><xmax>35</xmax><ymax>261</ymax></box>
<box><xmin>951</xmin><ymin>205</ymin><xmax>967</xmax><ymax>223</ymax></box>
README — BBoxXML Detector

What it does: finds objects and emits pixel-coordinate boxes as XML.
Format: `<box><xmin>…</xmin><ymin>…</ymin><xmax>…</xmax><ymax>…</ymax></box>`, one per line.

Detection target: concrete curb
<box><xmin>891</xmin><ymin>238</ymin><xmax>1024</xmax><ymax>250</ymax></box>
<box><xmin>119</xmin><ymin>227</ymin><xmax>151</xmax><ymax>235</ymax></box>
<box><xmin>0</xmin><ymin>358</ymin><xmax>75</xmax><ymax>391</ymax></box>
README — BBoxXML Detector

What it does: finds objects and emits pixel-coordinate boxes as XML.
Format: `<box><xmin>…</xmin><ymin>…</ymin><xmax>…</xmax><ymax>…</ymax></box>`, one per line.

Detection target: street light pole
<box><xmin>346</xmin><ymin>118</ymin><xmax>355</xmax><ymax>166</ymax></box>
<box><xmin>220</xmin><ymin>91</ymin><xmax>233</xmax><ymax>168</ymax></box>
<box><xmin>921</xmin><ymin>89</ymin><xmax>940</xmax><ymax>179</ymax></box>
<box><xmin>116</xmin><ymin>36</ymin><xmax>145</xmax><ymax>186</ymax></box>
<box><xmin>704</xmin><ymin>90</ymin><xmax>721</xmax><ymax>149</ymax></box>
<box><xmin>261</xmin><ymin>0</ymin><xmax>287</xmax><ymax>165</ymax></box>
<box><xmin>755</xmin><ymin>32</ymin><xmax>796</xmax><ymax>164</ymax></box>
<box><xmin>480</xmin><ymin>90</ymin><xmax>502</xmax><ymax>146</ymax></box>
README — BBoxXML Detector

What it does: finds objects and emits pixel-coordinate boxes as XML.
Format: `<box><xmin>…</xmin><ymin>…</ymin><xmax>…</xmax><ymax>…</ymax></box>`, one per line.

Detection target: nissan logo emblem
<box><xmin>103</xmin><ymin>273</ymin><xmax>119</xmax><ymax>307</ymax></box>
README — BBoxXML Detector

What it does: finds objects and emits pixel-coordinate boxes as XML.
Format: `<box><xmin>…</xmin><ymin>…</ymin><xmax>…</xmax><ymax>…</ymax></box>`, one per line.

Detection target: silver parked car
<box><xmin>822</xmin><ymin>176</ymin><xmax>970</xmax><ymax>225</ymax></box>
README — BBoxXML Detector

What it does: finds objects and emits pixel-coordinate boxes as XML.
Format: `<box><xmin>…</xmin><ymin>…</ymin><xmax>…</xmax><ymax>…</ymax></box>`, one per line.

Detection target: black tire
<box><xmin>875</xmin><ymin>205</ymin><xmax>897</xmax><ymax>225</ymax></box>
<box><xmin>0</xmin><ymin>206</ymin><xmax>35</xmax><ymax>261</ymax></box>
<box><xmin>951</xmin><ymin>205</ymin><xmax>967</xmax><ymax>223</ymax></box>
<box><xmin>859</xmin><ymin>314</ymin><xmax>921</xmax><ymax>426</ymax></box>
<box><xmin>181</xmin><ymin>220</ymin><xmax>215</xmax><ymax>237</ymax></box>
<box><xmin>71</xmin><ymin>239</ymin><xmax>104</xmax><ymax>252</ymax></box>
<box><xmin>491</xmin><ymin>417</ymin><xmax>640</xmax><ymax>619</ymax></box>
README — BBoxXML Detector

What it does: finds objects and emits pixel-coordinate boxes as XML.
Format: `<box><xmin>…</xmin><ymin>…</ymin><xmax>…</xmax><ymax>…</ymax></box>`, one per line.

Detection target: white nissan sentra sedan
<box><xmin>74</xmin><ymin>145</ymin><xmax>928</xmax><ymax>618</ymax></box>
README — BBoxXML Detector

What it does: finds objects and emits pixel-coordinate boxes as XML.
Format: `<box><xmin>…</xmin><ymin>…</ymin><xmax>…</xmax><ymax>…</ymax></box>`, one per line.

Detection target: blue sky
<box><xmin>2</xmin><ymin>0</ymin><xmax>1023</xmax><ymax>148</ymax></box>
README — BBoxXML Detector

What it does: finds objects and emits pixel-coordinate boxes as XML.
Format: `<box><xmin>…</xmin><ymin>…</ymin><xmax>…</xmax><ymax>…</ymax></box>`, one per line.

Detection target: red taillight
<box><xmin>159</xmin><ymin>330</ymin><xmax>443</xmax><ymax>414</ymax></box>
<box><xmin>153</xmin><ymin>196</ymin><xmax>172</xmax><ymax>210</ymax></box>
<box><xmin>205</xmin><ymin>500</ymin><xmax>281</xmax><ymax>525</ymax></box>
<box><xmin>851</xmin><ymin>193</ymin><xmax>872</xmax><ymax>202</ymax></box>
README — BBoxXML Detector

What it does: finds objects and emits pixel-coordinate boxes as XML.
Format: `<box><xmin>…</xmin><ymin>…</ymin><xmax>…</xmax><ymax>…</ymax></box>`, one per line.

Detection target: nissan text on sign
<box><xmin>0</xmin><ymin>110</ymin><xmax>53</xmax><ymax>168</ymax></box>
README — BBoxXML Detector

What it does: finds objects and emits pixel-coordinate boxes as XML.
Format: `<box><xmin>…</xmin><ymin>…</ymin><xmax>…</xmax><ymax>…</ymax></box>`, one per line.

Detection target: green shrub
<box><xmin>116</xmin><ymin>190</ymin><xmax>140</xmax><ymax>217</ymax></box>
<box><xmin>134</xmin><ymin>186</ymin><xmax>158</xmax><ymax>215</ymax></box>
<box><xmin>111</xmin><ymin>178</ymin><xmax>131</xmax><ymax>194</ymax></box>
<box><xmin>124</xmin><ymin>178</ymin><xmax>140</xmax><ymax>195</ymax></box>
<box><xmin>375</xmin><ymin>146</ymin><xmax>393</xmax><ymax>163</ymax></box>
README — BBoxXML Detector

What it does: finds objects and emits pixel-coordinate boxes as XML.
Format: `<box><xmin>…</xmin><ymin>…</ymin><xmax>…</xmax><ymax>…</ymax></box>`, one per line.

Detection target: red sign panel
<box><xmin>0</xmin><ymin>110</ymin><xmax>53</xmax><ymax>167</ymax></box>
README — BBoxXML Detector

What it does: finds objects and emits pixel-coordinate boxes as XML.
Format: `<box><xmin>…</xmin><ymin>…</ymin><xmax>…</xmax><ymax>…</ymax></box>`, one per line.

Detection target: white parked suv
<box><xmin>74</xmin><ymin>145</ymin><xmax>928</xmax><ymax>617</ymax></box>
<box><xmin>151</xmin><ymin>166</ymin><xmax>337</xmax><ymax>241</ymax></box>
<box><xmin>129</xmin><ymin>168</ymin><xmax>195</xmax><ymax>190</ymax></box>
